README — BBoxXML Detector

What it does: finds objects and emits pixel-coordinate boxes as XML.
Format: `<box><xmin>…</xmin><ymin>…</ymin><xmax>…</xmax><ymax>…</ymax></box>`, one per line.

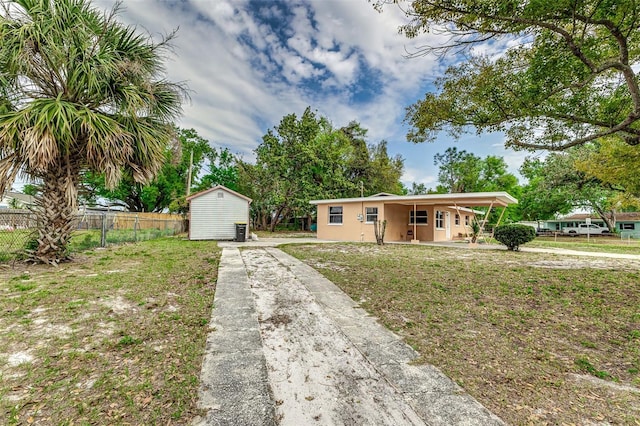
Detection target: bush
<box><xmin>494</xmin><ymin>224</ymin><xmax>536</xmax><ymax>251</ymax></box>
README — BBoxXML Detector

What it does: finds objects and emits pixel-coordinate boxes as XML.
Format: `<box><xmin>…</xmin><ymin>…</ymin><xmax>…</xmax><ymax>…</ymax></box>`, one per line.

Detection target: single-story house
<box><xmin>310</xmin><ymin>192</ymin><xmax>518</xmax><ymax>243</ymax></box>
<box><xmin>0</xmin><ymin>191</ymin><xmax>35</xmax><ymax>209</ymax></box>
<box><xmin>187</xmin><ymin>185</ymin><xmax>252</xmax><ymax>240</ymax></box>
<box><xmin>542</xmin><ymin>212</ymin><xmax>640</xmax><ymax>236</ymax></box>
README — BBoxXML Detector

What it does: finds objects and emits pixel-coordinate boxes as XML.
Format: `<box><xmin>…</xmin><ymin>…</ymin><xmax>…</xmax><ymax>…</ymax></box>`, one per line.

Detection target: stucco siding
<box><xmin>316</xmin><ymin>202</ymin><xmax>384</xmax><ymax>242</ymax></box>
<box><xmin>315</xmin><ymin>202</ymin><xmax>474</xmax><ymax>243</ymax></box>
<box><xmin>189</xmin><ymin>188</ymin><xmax>249</xmax><ymax>240</ymax></box>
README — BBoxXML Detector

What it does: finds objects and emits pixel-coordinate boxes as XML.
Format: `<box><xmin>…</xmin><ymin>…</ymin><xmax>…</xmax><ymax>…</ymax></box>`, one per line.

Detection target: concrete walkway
<box><xmin>194</xmin><ymin>241</ymin><xmax>504</xmax><ymax>426</ymax></box>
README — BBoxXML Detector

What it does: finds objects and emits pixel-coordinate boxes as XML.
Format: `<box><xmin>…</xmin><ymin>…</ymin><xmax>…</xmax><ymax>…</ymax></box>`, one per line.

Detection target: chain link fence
<box><xmin>0</xmin><ymin>210</ymin><xmax>186</xmax><ymax>262</ymax></box>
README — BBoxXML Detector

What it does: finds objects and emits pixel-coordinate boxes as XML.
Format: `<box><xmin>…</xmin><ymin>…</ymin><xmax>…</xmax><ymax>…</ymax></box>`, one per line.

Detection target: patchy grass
<box><xmin>523</xmin><ymin>235</ymin><xmax>640</xmax><ymax>255</ymax></box>
<box><xmin>0</xmin><ymin>229</ymin><xmax>181</xmax><ymax>262</ymax></box>
<box><xmin>255</xmin><ymin>230</ymin><xmax>316</xmax><ymax>239</ymax></box>
<box><xmin>282</xmin><ymin>243</ymin><xmax>640</xmax><ymax>425</ymax></box>
<box><xmin>0</xmin><ymin>237</ymin><xmax>220</xmax><ymax>425</ymax></box>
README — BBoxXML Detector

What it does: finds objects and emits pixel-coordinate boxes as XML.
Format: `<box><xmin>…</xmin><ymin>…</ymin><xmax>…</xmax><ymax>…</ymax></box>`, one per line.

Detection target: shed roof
<box><xmin>186</xmin><ymin>185</ymin><xmax>252</xmax><ymax>203</ymax></box>
<box><xmin>310</xmin><ymin>192</ymin><xmax>517</xmax><ymax>207</ymax></box>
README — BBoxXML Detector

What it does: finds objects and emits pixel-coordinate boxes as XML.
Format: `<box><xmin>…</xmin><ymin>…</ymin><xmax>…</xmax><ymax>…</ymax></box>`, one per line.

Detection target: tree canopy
<box><xmin>433</xmin><ymin>147</ymin><xmax>519</xmax><ymax>194</ymax></box>
<box><xmin>0</xmin><ymin>0</ymin><xmax>185</xmax><ymax>263</ymax></box>
<box><xmin>379</xmin><ymin>0</ymin><xmax>640</xmax><ymax>151</ymax></box>
<box><xmin>575</xmin><ymin>137</ymin><xmax>640</xmax><ymax>209</ymax></box>
<box><xmin>237</xmin><ymin>108</ymin><xmax>405</xmax><ymax>231</ymax></box>
<box><xmin>82</xmin><ymin>128</ymin><xmax>212</xmax><ymax>212</ymax></box>
<box><xmin>518</xmin><ymin>149</ymin><xmax>620</xmax><ymax>230</ymax></box>
<box><xmin>431</xmin><ymin>147</ymin><xmax>521</xmax><ymax>222</ymax></box>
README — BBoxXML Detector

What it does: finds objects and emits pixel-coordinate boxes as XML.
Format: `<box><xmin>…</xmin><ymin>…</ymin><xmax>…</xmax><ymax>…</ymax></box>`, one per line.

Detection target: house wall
<box><xmin>315</xmin><ymin>202</ymin><xmax>472</xmax><ymax>242</ymax></box>
<box><xmin>316</xmin><ymin>201</ymin><xmax>384</xmax><ymax>242</ymax></box>
<box><xmin>189</xmin><ymin>188</ymin><xmax>249</xmax><ymax>240</ymax></box>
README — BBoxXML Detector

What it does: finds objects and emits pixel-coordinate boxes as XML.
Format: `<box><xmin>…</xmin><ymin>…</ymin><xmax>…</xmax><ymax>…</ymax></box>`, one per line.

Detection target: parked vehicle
<box><xmin>562</xmin><ymin>224</ymin><xmax>608</xmax><ymax>235</ymax></box>
<box><xmin>535</xmin><ymin>227</ymin><xmax>554</xmax><ymax>236</ymax></box>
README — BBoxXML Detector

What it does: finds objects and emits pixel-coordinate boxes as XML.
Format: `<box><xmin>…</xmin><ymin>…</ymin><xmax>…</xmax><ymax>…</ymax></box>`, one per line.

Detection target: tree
<box><xmin>575</xmin><ymin>137</ymin><xmax>640</xmax><ymax>209</ymax></box>
<box><xmin>519</xmin><ymin>149</ymin><xmax>620</xmax><ymax>231</ymax></box>
<box><xmin>432</xmin><ymin>147</ymin><xmax>521</xmax><ymax>222</ymax></box>
<box><xmin>367</xmin><ymin>141</ymin><xmax>405</xmax><ymax>195</ymax></box>
<box><xmin>407</xmin><ymin>182</ymin><xmax>428</xmax><ymax>195</ymax></box>
<box><xmin>244</xmin><ymin>107</ymin><xmax>354</xmax><ymax>231</ymax></box>
<box><xmin>433</xmin><ymin>147</ymin><xmax>483</xmax><ymax>193</ymax></box>
<box><xmin>195</xmin><ymin>147</ymin><xmax>239</xmax><ymax>192</ymax></box>
<box><xmin>433</xmin><ymin>147</ymin><xmax>519</xmax><ymax>194</ymax></box>
<box><xmin>379</xmin><ymin>0</ymin><xmax>640</xmax><ymax>150</ymax></box>
<box><xmin>339</xmin><ymin>122</ymin><xmax>405</xmax><ymax>196</ymax></box>
<box><xmin>83</xmin><ymin>128</ymin><xmax>213</xmax><ymax>212</ymax></box>
<box><xmin>238</xmin><ymin>111</ymin><xmax>405</xmax><ymax>231</ymax></box>
<box><xmin>518</xmin><ymin>157</ymin><xmax>573</xmax><ymax>221</ymax></box>
<box><xmin>0</xmin><ymin>0</ymin><xmax>185</xmax><ymax>263</ymax></box>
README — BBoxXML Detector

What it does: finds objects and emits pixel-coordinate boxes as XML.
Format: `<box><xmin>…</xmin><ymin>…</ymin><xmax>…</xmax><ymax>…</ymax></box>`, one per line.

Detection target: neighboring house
<box><xmin>542</xmin><ymin>213</ymin><xmax>640</xmax><ymax>236</ymax></box>
<box><xmin>310</xmin><ymin>192</ymin><xmax>518</xmax><ymax>243</ymax></box>
<box><xmin>0</xmin><ymin>191</ymin><xmax>35</xmax><ymax>209</ymax></box>
<box><xmin>187</xmin><ymin>185</ymin><xmax>252</xmax><ymax>240</ymax></box>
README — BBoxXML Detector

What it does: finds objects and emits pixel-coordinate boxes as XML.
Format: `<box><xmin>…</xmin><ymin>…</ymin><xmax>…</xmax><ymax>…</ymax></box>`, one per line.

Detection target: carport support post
<box><xmin>492</xmin><ymin>207</ymin><xmax>507</xmax><ymax>238</ymax></box>
<box><xmin>479</xmin><ymin>201</ymin><xmax>494</xmax><ymax>242</ymax></box>
<box><xmin>412</xmin><ymin>203</ymin><xmax>418</xmax><ymax>243</ymax></box>
<box><xmin>454</xmin><ymin>203</ymin><xmax>466</xmax><ymax>238</ymax></box>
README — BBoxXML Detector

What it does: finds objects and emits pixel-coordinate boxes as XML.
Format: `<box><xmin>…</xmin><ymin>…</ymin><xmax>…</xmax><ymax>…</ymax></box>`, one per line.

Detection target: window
<box><xmin>455</xmin><ymin>214</ymin><xmax>460</xmax><ymax>226</ymax></box>
<box><xmin>409</xmin><ymin>210</ymin><xmax>428</xmax><ymax>224</ymax></box>
<box><xmin>620</xmin><ymin>223</ymin><xmax>635</xmax><ymax>230</ymax></box>
<box><xmin>328</xmin><ymin>206</ymin><xmax>343</xmax><ymax>224</ymax></box>
<box><xmin>365</xmin><ymin>207</ymin><xmax>378</xmax><ymax>223</ymax></box>
<box><xmin>217</xmin><ymin>192</ymin><xmax>224</xmax><ymax>198</ymax></box>
<box><xmin>435</xmin><ymin>210</ymin><xmax>444</xmax><ymax>228</ymax></box>
<box><xmin>465</xmin><ymin>215</ymin><xmax>469</xmax><ymax>226</ymax></box>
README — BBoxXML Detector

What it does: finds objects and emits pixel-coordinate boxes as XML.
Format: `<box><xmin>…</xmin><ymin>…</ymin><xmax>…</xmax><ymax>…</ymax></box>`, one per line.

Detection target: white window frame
<box><xmin>435</xmin><ymin>210</ymin><xmax>444</xmax><ymax>229</ymax></box>
<box><xmin>365</xmin><ymin>207</ymin><xmax>378</xmax><ymax>223</ymax></box>
<box><xmin>465</xmin><ymin>215</ymin><xmax>470</xmax><ymax>226</ymax></box>
<box><xmin>328</xmin><ymin>206</ymin><xmax>343</xmax><ymax>225</ymax></box>
<box><xmin>620</xmin><ymin>223</ymin><xmax>635</xmax><ymax>230</ymax></box>
<box><xmin>409</xmin><ymin>210</ymin><xmax>428</xmax><ymax>225</ymax></box>
<box><xmin>455</xmin><ymin>214</ymin><xmax>460</xmax><ymax>226</ymax></box>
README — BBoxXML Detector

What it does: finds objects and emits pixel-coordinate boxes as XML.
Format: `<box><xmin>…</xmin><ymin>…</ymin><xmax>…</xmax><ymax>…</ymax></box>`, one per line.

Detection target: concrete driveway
<box><xmin>194</xmin><ymin>242</ymin><xmax>504</xmax><ymax>425</ymax></box>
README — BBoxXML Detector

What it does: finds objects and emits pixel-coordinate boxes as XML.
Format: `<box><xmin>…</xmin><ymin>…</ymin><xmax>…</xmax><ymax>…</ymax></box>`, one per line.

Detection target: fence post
<box><xmin>134</xmin><ymin>215</ymin><xmax>139</xmax><ymax>242</ymax></box>
<box><xmin>100</xmin><ymin>214</ymin><xmax>107</xmax><ymax>247</ymax></box>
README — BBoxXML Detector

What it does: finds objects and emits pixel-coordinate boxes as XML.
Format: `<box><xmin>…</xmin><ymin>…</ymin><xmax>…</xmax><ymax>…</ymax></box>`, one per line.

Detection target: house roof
<box><xmin>310</xmin><ymin>191</ymin><xmax>518</xmax><ymax>207</ymax></box>
<box><xmin>554</xmin><ymin>212</ymin><xmax>640</xmax><ymax>222</ymax></box>
<box><xmin>2</xmin><ymin>191</ymin><xmax>35</xmax><ymax>205</ymax></box>
<box><xmin>186</xmin><ymin>185</ymin><xmax>252</xmax><ymax>203</ymax></box>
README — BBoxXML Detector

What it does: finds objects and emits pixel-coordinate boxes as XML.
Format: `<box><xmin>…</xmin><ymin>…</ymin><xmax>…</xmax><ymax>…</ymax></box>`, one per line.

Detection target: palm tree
<box><xmin>0</xmin><ymin>0</ymin><xmax>186</xmax><ymax>264</ymax></box>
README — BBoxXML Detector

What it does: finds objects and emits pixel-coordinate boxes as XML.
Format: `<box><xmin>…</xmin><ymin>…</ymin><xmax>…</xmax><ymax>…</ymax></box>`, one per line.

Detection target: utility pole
<box><xmin>186</xmin><ymin>150</ymin><xmax>193</xmax><ymax>196</ymax></box>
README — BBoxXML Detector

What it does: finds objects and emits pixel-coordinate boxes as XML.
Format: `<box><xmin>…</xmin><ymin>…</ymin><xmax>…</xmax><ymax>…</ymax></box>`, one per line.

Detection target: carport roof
<box><xmin>309</xmin><ymin>191</ymin><xmax>518</xmax><ymax>207</ymax></box>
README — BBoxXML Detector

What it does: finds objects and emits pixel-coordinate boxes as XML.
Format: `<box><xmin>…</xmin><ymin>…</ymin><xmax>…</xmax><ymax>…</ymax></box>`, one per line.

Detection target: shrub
<box><xmin>494</xmin><ymin>224</ymin><xmax>536</xmax><ymax>251</ymax></box>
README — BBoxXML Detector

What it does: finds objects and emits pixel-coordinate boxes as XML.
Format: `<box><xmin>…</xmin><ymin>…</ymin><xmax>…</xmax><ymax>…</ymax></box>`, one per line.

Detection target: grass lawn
<box><xmin>0</xmin><ymin>228</ymin><xmax>180</xmax><ymax>262</ymax></box>
<box><xmin>282</xmin><ymin>243</ymin><xmax>640</xmax><ymax>425</ymax></box>
<box><xmin>0</xmin><ymin>237</ymin><xmax>220</xmax><ymax>425</ymax></box>
<box><xmin>254</xmin><ymin>230</ymin><xmax>316</xmax><ymax>239</ymax></box>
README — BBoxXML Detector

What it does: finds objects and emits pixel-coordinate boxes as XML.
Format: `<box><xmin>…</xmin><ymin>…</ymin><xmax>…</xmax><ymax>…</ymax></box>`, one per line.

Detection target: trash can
<box><xmin>235</xmin><ymin>223</ymin><xmax>247</xmax><ymax>242</ymax></box>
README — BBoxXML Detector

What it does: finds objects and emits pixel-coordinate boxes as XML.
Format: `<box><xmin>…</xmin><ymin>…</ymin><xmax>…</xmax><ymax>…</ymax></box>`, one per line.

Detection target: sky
<box><xmin>90</xmin><ymin>0</ymin><xmax>539</xmax><ymax>190</ymax></box>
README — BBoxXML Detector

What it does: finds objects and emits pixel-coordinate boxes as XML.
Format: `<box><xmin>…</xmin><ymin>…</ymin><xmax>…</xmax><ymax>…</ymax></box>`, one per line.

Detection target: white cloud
<box><xmin>90</xmin><ymin>0</ymin><xmax>526</xmax><ymax>182</ymax></box>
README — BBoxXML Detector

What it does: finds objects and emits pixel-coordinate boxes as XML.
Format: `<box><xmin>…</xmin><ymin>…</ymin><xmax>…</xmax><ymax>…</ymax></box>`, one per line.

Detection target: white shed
<box><xmin>187</xmin><ymin>185</ymin><xmax>252</xmax><ymax>240</ymax></box>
